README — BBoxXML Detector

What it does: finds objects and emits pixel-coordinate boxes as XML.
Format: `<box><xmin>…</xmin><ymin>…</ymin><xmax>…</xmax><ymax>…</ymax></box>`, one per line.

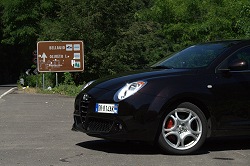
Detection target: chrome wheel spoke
<box><xmin>182</xmin><ymin>132</ymin><xmax>198</xmax><ymax>141</ymax></box>
<box><xmin>180</xmin><ymin>132</ymin><xmax>198</xmax><ymax>147</ymax></box>
<box><xmin>175</xmin><ymin>109</ymin><xmax>192</xmax><ymax>124</ymax></box>
<box><xmin>165</xmin><ymin>131</ymin><xmax>178</xmax><ymax>138</ymax></box>
<box><xmin>188</xmin><ymin>116</ymin><xmax>202</xmax><ymax>135</ymax></box>
<box><xmin>164</xmin><ymin>131</ymin><xmax>181</xmax><ymax>148</ymax></box>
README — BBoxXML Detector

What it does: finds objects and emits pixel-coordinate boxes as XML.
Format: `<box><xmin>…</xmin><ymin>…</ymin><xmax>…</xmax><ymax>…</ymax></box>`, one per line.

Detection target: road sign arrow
<box><xmin>41</xmin><ymin>52</ymin><xmax>47</xmax><ymax>62</ymax></box>
<box><xmin>26</xmin><ymin>69</ymin><xmax>31</xmax><ymax>75</ymax></box>
<box><xmin>33</xmin><ymin>68</ymin><xmax>39</xmax><ymax>75</ymax></box>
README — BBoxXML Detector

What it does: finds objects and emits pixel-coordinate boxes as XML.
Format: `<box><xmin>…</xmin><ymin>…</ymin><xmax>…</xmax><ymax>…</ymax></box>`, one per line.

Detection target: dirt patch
<box><xmin>18</xmin><ymin>87</ymin><xmax>38</xmax><ymax>94</ymax></box>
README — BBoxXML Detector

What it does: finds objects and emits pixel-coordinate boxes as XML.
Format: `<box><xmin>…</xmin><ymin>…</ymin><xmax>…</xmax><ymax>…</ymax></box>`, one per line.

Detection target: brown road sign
<box><xmin>37</xmin><ymin>41</ymin><xmax>84</xmax><ymax>72</ymax></box>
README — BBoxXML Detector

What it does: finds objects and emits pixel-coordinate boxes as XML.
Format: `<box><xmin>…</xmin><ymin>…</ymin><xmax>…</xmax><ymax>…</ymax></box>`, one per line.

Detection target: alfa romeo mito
<box><xmin>72</xmin><ymin>40</ymin><xmax>250</xmax><ymax>154</ymax></box>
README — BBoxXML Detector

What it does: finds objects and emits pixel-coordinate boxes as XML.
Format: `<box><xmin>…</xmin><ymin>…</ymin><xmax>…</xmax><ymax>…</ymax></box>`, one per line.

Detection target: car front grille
<box><xmin>79</xmin><ymin>93</ymin><xmax>116</xmax><ymax>134</ymax></box>
<box><xmin>87</xmin><ymin>118</ymin><xmax>114</xmax><ymax>133</ymax></box>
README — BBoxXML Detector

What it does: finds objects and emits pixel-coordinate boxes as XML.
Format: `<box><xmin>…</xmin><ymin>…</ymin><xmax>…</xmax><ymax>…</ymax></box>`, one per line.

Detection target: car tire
<box><xmin>158</xmin><ymin>102</ymin><xmax>208</xmax><ymax>155</ymax></box>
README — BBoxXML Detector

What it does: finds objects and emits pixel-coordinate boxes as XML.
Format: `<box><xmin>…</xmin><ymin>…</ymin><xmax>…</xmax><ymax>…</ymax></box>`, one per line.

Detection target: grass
<box><xmin>19</xmin><ymin>84</ymin><xmax>83</xmax><ymax>97</ymax></box>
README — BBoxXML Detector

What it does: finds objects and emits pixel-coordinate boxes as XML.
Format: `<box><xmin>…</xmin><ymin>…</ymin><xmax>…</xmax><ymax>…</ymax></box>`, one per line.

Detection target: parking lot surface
<box><xmin>0</xmin><ymin>89</ymin><xmax>249</xmax><ymax>166</ymax></box>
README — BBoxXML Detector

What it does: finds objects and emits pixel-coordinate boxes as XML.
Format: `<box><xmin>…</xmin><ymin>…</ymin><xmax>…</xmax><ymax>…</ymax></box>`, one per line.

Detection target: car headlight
<box><xmin>114</xmin><ymin>81</ymin><xmax>147</xmax><ymax>102</ymax></box>
<box><xmin>81</xmin><ymin>80</ymin><xmax>95</xmax><ymax>91</ymax></box>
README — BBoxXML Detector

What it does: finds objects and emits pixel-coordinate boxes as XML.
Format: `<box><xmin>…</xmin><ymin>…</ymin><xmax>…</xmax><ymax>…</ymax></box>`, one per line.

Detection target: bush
<box><xmin>52</xmin><ymin>84</ymin><xmax>83</xmax><ymax>96</ymax></box>
<box><xmin>19</xmin><ymin>72</ymin><xmax>84</xmax><ymax>97</ymax></box>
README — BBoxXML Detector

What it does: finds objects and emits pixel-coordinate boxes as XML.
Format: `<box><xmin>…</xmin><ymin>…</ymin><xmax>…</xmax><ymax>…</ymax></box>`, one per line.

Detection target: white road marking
<box><xmin>0</xmin><ymin>87</ymin><xmax>17</xmax><ymax>99</ymax></box>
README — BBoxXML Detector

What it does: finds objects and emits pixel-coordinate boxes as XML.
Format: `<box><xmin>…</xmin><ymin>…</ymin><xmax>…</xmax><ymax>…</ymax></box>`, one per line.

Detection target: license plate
<box><xmin>95</xmin><ymin>103</ymin><xmax>119</xmax><ymax>114</ymax></box>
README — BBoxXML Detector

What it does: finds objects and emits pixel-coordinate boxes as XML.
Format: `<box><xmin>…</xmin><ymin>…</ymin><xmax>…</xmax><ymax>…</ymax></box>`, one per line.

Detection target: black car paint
<box><xmin>73</xmin><ymin>40</ymin><xmax>250</xmax><ymax>144</ymax></box>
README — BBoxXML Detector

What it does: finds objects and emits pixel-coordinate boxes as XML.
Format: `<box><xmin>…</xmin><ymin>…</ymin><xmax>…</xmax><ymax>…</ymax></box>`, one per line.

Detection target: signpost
<box><xmin>37</xmin><ymin>41</ymin><xmax>84</xmax><ymax>72</ymax></box>
<box><xmin>37</xmin><ymin>41</ymin><xmax>84</xmax><ymax>88</ymax></box>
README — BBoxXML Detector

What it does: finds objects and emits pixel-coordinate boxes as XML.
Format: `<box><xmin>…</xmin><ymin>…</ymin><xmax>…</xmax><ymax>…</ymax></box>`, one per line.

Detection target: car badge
<box><xmin>82</xmin><ymin>94</ymin><xmax>89</xmax><ymax>100</ymax></box>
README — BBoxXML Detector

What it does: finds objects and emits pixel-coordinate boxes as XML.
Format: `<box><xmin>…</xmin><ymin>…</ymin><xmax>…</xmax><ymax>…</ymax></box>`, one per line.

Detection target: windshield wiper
<box><xmin>151</xmin><ymin>65</ymin><xmax>173</xmax><ymax>69</ymax></box>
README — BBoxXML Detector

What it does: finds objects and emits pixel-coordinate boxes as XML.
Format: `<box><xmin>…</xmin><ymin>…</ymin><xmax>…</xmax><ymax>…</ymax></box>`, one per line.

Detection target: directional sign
<box><xmin>37</xmin><ymin>41</ymin><xmax>84</xmax><ymax>72</ymax></box>
<box><xmin>26</xmin><ymin>69</ymin><xmax>31</xmax><ymax>75</ymax></box>
<box><xmin>25</xmin><ymin>68</ymin><xmax>39</xmax><ymax>75</ymax></box>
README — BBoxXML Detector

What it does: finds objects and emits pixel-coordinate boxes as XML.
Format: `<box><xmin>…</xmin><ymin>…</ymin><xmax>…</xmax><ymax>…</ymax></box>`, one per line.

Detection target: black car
<box><xmin>72</xmin><ymin>40</ymin><xmax>250</xmax><ymax>155</ymax></box>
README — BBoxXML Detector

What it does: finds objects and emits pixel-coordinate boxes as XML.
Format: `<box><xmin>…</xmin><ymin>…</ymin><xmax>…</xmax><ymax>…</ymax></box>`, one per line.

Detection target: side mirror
<box><xmin>218</xmin><ymin>59</ymin><xmax>248</xmax><ymax>74</ymax></box>
<box><xmin>228</xmin><ymin>59</ymin><xmax>248</xmax><ymax>71</ymax></box>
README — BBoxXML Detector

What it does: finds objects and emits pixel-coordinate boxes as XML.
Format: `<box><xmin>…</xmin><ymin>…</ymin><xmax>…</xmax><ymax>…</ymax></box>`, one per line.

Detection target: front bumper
<box><xmin>72</xmin><ymin>111</ymin><xmax>159</xmax><ymax>142</ymax></box>
<box><xmin>72</xmin><ymin>89</ymin><xmax>166</xmax><ymax>142</ymax></box>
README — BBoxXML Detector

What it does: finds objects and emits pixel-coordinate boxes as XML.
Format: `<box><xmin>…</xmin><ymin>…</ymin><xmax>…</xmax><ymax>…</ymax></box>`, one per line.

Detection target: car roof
<box><xmin>197</xmin><ymin>39</ymin><xmax>250</xmax><ymax>46</ymax></box>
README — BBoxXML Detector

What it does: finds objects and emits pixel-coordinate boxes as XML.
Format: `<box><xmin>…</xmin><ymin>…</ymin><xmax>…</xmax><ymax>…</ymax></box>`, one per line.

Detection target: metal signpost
<box><xmin>37</xmin><ymin>41</ymin><xmax>84</xmax><ymax>88</ymax></box>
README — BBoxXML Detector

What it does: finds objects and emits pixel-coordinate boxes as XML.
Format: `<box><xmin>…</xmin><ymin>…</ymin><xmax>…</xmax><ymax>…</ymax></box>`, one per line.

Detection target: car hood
<box><xmin>88</xmin><ymin>69</ymin><xmax>198</xmax><ymax>91</ymax></box>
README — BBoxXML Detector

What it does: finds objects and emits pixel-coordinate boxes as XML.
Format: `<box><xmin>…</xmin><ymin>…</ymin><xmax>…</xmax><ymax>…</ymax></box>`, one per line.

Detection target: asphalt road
<box><xmin>0</xmin><ymin>87</ymin><xmax>250</xmax><ymax>166</ymax></box>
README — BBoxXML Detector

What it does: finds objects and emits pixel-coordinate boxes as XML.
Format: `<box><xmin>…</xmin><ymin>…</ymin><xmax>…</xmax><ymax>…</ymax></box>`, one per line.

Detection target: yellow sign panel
<box><xmin>37</xmin><ymin>41</ymin><xmax>84</xmax><ymax>72</ymax></box>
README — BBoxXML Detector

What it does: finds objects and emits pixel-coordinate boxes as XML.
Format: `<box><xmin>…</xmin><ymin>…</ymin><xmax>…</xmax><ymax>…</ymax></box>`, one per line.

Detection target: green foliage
<box><xmin>97</xmin><ymin>21</ymin><xmax>169</xmax><ymax>76</ymax></box>
<box><xmin>1</xmin><ymin>0</ymin><xmax>250</xmax><ymax>88</ymax></box>
<box><xmin>236</xmin><ymin>4</ymin><xmax>250</xmax><ymax>37</ymax></box>
<box><xmin>20</xmin><ymin>72</ymin><xmax>82</xmax><ymax>96</ymax></box>
<box><xmin>63</xmin><ymin>72</ymin><xmax>74</xmax><ymax>85</ymax></box>
<box><xmin>51</xmin><ymin>84</ymin><xmax>83</xmax><ymax>96</ymax></box>
<box><xmin>21</xmin><ymin>72</ymin><xmax>54</xmax><ymax>88</ymax></box>
<box><xmin>1</xmin><ymin>0</ymin><xmax>40</xmax><ymax>45</ymax></box>
<box><xmin>35</xmin><ymin>84</ymin><xmax>82</xmax><ymax>96</ymax></box>
<box><xmin>138</xmin><ymin>0</ymin><xmax>250</xmax><ymax>50</ymax></box>
<box><xmin>23</xmin><ymin>74</ymin><xmax>40</xmax><ymax>87</ymax></box>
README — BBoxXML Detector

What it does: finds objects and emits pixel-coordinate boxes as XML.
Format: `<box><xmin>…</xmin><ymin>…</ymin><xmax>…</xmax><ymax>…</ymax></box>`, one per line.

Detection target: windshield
<box><xmin>152</xmin><ymin>42</ymin><xmax>235</xmax><ymax>69</ymax></box>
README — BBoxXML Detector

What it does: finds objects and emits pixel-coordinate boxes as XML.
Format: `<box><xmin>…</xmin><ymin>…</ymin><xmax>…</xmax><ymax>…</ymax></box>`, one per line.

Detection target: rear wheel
<box><xmin>158</xmin><ymin>102</ymin><xmax>207</xmax><ymax>155</ymax></box>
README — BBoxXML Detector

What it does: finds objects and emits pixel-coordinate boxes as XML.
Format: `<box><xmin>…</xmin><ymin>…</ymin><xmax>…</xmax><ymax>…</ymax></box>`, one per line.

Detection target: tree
<box><xmin>1</xmin><ymin>0</ymin><xmax>40</xmax><ymax>45</ymax></box>
<box><xmin>3</xmin><ymin>0</ymin><xmax>249</xmax><ymax>85</ymax></box>
<box><xmin>236</xmin><ymin>3</ymin><xmax>250</xmax><ymax>37</ymax></box>
<box><xmin>97</xmin><ymin>21</ymin><xmax>169</xmax><ymax>76</ymax></box>
<box><xmin>38</xmin><ymin>0</ymin><xmax>154</xmax><ymax>81</ymax></box>
<box><xmin>0</xmin><ymin>0</ymin><xmax>42</xmax><ymax>83</ymax></box>
<box><xmin>138</xmin><ymin>0</ymin><xmax>250</xmax><ymax>51</ymax></box>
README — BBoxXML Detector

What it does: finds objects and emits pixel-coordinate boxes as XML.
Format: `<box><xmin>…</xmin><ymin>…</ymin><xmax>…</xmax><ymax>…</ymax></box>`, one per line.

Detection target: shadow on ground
<box><xmin>77</xmin><ymin>140</ymin><xmax>161</xmax><ymax>155</ymax></box>
<box><xmin>76</xmin><ymin>136</ymin><xmax>250</xmax><ymax>155</ymax></box>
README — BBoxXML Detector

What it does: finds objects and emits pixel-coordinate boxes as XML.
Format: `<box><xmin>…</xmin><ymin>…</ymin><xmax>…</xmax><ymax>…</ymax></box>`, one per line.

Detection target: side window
<box><xmin>223</xmin><ymin>46</ymin><xmax>250</xmax><ymax>70</ymax></box>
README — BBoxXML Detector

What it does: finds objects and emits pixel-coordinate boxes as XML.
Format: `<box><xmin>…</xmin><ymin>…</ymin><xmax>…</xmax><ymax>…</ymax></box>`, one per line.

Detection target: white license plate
<box><xmin>95</xmin><ymin>103</ymin><xmax>119</xmax><ymax>114</ymax></box>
